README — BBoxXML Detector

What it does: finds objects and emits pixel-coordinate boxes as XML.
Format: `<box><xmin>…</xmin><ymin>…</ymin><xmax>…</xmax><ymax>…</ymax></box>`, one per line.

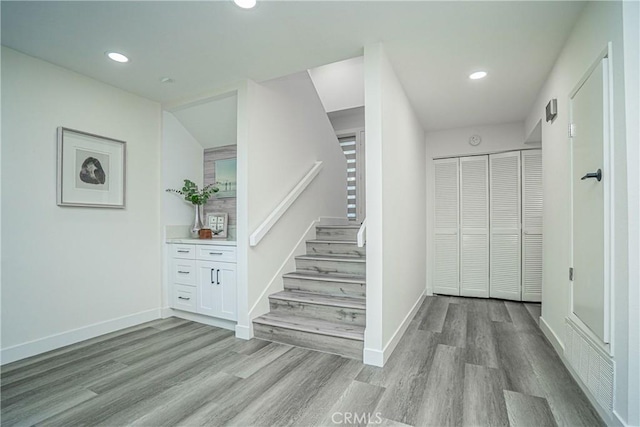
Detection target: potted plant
<box><xmin>166</xmin><ymin>179</ymin><xmax>219</xmax><ymax>236</ymax></box>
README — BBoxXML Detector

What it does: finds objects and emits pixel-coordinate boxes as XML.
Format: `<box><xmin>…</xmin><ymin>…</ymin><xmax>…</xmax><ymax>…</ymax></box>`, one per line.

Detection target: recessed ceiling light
<box><xmin>106</xmin><ymin>52</ymin><xmax>129</xmax><ymax>63</ymax></box>
<box><xmin>469</xmin><ymin>71</ymin><xmax>487</xmax><ymax>80</ymax></box>
<box><xmin>234</xmin><ymin>0</ymin><xmax>256</xmax><ymax>9</ymax></box>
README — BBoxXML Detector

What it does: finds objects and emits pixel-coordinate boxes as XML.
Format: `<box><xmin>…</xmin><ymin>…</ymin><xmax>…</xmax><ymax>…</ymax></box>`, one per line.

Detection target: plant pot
<box><xmin>191</xmin><ymin>205</ymin><xmax>203</xmax><ymax>237</ymax></box>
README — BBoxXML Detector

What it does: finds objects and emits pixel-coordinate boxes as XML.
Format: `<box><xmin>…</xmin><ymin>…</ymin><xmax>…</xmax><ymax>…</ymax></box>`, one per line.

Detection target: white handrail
<box><xmin>249</xmin><ymin>161</ymin><xmax>323</xmax><ymax>247</ymax></box>
<box><xmin>357</xmin><ymin>218</ymin><xmax>367</xmax><ymax>248</ymax></box>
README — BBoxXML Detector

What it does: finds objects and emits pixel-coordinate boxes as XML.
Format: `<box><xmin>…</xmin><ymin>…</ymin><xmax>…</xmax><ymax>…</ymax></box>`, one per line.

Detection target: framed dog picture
<box><xmin>57</xmin><ymin>127</ymin><xmax>126</xmax><ymax>208</ymax></box>
<box><xmin>205</xmin><ymin>212</ymin><xmax>229</xmax><ymax>239</ymax></box>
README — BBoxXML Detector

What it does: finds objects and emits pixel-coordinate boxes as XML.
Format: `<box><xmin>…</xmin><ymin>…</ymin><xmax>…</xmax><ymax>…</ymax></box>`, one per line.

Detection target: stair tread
<box><xmin>307</xmin><ymin>239</ymin><xmax>359</xmax><ymax>244</ymax></box>
<box><xmin>270</xmin><ymin>291</ymin><xmax>365</xmax><ymax>309</ymax></box>
<box><xmin>253</xmin><ymin>312</ymin><xmax>364</xmax><ymax>341</ymax></box>
<box><xmin>283</xmin><ymin>271</ymin><xmax>366</xmax><ymax>284</ymax></box>
<box><xmin>296</xmin><ymin>254</ymin><xmax>366</xmax><ymax>263</ymax></box>
<box><xmin>317</xmin><ymin>225</ymin><xmax>361</xmax><ymax>229</ymax></box>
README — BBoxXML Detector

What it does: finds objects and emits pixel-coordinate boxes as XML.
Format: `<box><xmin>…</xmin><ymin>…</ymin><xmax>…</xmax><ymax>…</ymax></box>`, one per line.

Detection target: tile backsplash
<box><xmin>203</xmin><ymin>144</ymin><xmax>237</xmax><ymax>227</ymax></box>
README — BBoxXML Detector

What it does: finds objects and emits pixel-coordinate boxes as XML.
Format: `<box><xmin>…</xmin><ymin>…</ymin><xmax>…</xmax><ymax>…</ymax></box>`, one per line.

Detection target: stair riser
<box><xmin>296</xmin><ymin>259</ymin><xmax>365</xmax><ymax>276</ymax></box>
<box><xmin>253</xmin><ymin>323</ymin><xmax>363</xmax><ymax>360</ymax></box>
<box><xmin>306</xmin><ymin>242</ymin><xmax>365</xmax><ymax>257</ymax></box>
<box><xmin>283</xmin><ymin>277</ymin><xmax>366</xmax><ymax>298</ymax></box>
<box><xmin>269</xmin><ymin>299</ymin><xmax>366</xmax><ymax>326</ymax></box>
<box><xmin>316</xmin><ymin>227</ymin><xmax>359</xmax><ymax>241</ymax></box>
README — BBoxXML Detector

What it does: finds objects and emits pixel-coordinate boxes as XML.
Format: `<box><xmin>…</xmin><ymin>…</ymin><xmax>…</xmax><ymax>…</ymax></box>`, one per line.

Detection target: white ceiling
<box><xmin>172</xmin><ymin>94</ymin><xmax>238</xmax><ymax>149</ymax></box>
<box><xmin>1</xmin><ymin>1</ymin><xmax>585</xmax><ymax>131</ymax></box>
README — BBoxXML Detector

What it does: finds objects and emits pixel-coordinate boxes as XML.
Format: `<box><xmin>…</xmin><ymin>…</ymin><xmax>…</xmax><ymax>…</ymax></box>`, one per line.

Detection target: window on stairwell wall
<box><xmin>338</xmin><ymin>131</ymin><xmax>366</xmax><ymax>223</ymax></box>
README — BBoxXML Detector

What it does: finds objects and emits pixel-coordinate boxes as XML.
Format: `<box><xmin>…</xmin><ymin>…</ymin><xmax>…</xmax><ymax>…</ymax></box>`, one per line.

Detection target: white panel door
<box><xmin>490</xmin><ymin>151</ymin><xmax>522</xmax><ymax>300</ymax></box>
<box><xmin>433</xmin><ymin>158</ymin><xmax>460</xmax><ymax>296</ymax></box>
<box><xmin>570</xmin><ymin>58</ymin><xmax>609</xmax><ymax>343</ymax></box>
<box><xmin>196</xmin><ymin>260</ymin><xmax>237</xmax><ymax>321</ymax></box>
<box><xmin>197</xmin><ymin>261</ymin><xmax>217</xmax><ymax>317</ymax></box>
<box><xmin>522</xmin><ymin>149</ymin><xmax>543</xmax><ymax>302</ymax></box>
<box><xmin>459</xmin><ymin>156</ymin><xmax>489</xmax><ymax>297</ymax></box>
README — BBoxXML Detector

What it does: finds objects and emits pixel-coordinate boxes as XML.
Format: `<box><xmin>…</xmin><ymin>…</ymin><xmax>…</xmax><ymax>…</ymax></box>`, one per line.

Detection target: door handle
<box><xmin>211</xmin><ymin>268</ymin><xmax>214</xmax><ymax>284</ymax></box>
<box><xmin>581</xmin><ymin>169</ymin><xmax>602</xmax><ymax>182</ymax></box>
<box><xmin>216</xmin><ymin>269</ymin><xmax>220</xmax><ymax>285</ymax></box>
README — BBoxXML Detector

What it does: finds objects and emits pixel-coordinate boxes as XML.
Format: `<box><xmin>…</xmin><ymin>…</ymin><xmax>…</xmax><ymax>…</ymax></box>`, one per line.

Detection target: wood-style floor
<box><xmin>1</xmin><ymin>296</ymin><xmax>603</xmax><ymax>427</ymax></box>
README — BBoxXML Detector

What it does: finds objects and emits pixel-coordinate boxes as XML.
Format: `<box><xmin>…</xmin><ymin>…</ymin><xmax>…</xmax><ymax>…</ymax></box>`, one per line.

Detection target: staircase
<box><xmin>253</xmin><ymin>224</ymin><xmax>366</xmax><ymax>360</ymax></box>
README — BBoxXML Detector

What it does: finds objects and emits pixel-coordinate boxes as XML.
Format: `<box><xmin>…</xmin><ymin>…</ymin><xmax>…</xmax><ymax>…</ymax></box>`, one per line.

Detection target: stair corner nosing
<box><xmin>296</xmin><ymin>255</ymin><xmax>366</xmax><ymax>263</ymax></box>
<box><xmin>252</xmin><ymin>318</ymin><xmax>364</xmax><ymax>341</ymax></box>
<box><xmin>269</xmin><ymin>294</ymin><xmax>365</xmax><ymax>309</ymax></box>
<box><xmin>283</xmin><ymin>273</ymin><xmax>366</xmax><ymax>284</ymax></box>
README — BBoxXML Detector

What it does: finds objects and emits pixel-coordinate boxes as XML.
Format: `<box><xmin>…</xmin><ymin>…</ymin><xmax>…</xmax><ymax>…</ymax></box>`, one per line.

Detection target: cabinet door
<box><xmin>196</xmin><ymin>261</ymin><xmax>218</xmax><ymax>317</ymax></box>
<box><xmin>216</xmin><ymin>263</ymin><xmax>237</xmax><ymax>321</ymax></box>
<box><xmin>196</xmin><ymin>260</ymin><xmax>237</xmax><ymax>321</ymax></box>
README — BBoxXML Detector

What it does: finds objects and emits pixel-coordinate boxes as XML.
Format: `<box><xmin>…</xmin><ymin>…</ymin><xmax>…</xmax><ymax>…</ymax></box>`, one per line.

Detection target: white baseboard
<box><xmin>163</xmin><ymin>308</ymin><xmax>236</xmax><ymax>332</ymax></box>
<box><xmin>382</xmin><ymin>292</ymin><xmax>426</xmax><ymax>363</ymax></box>
<box><xmin>614</xmin><ymin>411</ymin><xmax>630</xmax><ymax>427</ymax></box>
<box><xmin>540</xmin><ymin>316</ymin><xmax>564</xmax><ymax>354</ymax></box>
<box><xmin>540</xmin><ymin>316</ymin><xmax>620</xmax><ymax>427</ymax></box>
<box><xmin>363</xmin><ymin>347</ymin><xmax>384</xmax><ymax>367</ymax></box>
<box><xmin>1</xmin><ymin>308</ymin><xmax>161</xmax><ymax>365</ymax></box>
<box><xmin>235</xmin><ymin>323</ymin><xmax>253</xmax><ymax>340</ymax></box>
<box><xmin>363</xmin><ymin>292</ymin><xmax>426</xmax><ymax>367</ymax></box>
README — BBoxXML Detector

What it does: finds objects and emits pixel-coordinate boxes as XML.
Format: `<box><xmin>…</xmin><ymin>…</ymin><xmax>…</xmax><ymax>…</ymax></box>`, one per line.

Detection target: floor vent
<box><xmin>564</xmin><ymin>318</ymin><xmax>614</xmax><ymax>412</ymax></box>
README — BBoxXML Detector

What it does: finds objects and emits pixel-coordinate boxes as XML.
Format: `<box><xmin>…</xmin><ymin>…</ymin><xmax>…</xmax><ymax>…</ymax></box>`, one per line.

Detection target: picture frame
<box><xmin>214</xmin><ymin>158</ymin><xmax>237</xmax><ymax>198</ymax></box>
<box><xmin>57</xmin><ymin>127</ymin><xmax>126</xmax><ymax>208</ymax></box>
<box><xmin>205</xmin><ymin>212</ymin><xmax>229</xmax><ymax>239</ymax></box>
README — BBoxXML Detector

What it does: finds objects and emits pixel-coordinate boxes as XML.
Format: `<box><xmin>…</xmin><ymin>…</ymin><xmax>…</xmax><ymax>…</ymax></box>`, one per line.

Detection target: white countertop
<box><xmin>166</xmin><ymin>238</ymin><xmax>237</xmax><ymax>246</ymax></box>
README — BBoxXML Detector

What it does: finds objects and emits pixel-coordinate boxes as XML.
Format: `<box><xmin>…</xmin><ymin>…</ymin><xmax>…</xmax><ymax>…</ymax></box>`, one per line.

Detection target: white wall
<box><xmin>623</xmin><ymin>3</ymin><xmax>640</xmax><ymax>425</ymax></box>
<box><xmin>524</xmin><ymin>2</ymin><xmax>634</xmax><ymax>424</ymax></box>
<box><xmin>424</xmin><ymin>121</ymin><xmax>532</xmax><ymax>293</ymax></box>
<box><xmin>1</xmin><ymin>48</ymin><xmax>162</xmax><ymax>363</ymax></box>
<box><xmin>328</xmin><ymin>107</ymin><xmax>365</xmax><ymax>133</ymax></box>
<box><xmin>236</xmin><ymin>72</ymin><xmax>346</xmax><ymax>336</ymax></box>
<box><xmin>364</xmin><ymin>43</ymin><xmax>426</xmax><ymax>366</ymax></box>
<box><xmin>308</xmin><ymin>56</ymin><xmax>364</xmax><ymax>113</ymax></box>
<box><xmin>171</xmin><ymin>94</ymin><xmax>237</xmax><ymax>149</ymax></box>
<box><xmin>161</xmin><ymin>111</ymin><xmax>204</xmax><ymax>227</ymax></box>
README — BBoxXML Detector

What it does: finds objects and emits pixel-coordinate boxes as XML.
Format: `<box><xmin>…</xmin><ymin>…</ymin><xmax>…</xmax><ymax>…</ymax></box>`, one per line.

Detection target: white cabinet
<box><xmin>196</xmin><ymin>260</ymin><xmax>237</xmax><ymax>320</ymax></box>
<box><xmin>169</xmin><ymin>243</ymin><xmax>237</xmax><ymax>321</ymax></box>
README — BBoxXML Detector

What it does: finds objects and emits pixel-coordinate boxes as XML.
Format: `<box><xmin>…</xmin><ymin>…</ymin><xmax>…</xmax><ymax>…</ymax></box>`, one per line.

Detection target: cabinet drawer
<box><xmin>172</xmin><ymin>244</ymin><xmax>196</xmax><ymax>259</ymax></box>
<box><xmin>172</xmin><ymin>259</ymin><xmax>196</xmax><ymax>285</ymax></box>
<box><xmin>197</xmin><ymin>245</ymin><xmax>236</xmax><ymax>262</ymax></box>
<box><xmin>172</xmin><ymin>284</ymin><xmax>197</xmax><ymax>312</ymax></box>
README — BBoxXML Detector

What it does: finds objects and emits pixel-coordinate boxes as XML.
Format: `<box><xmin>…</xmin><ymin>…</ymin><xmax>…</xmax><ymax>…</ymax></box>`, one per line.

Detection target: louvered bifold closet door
<box><xmin>433</xmin><ymin>158</ymin><xmax>460</xmax><ymax>296</ymax></box>
<box><xmin>459</xmin><ymin>156</ymin><xmax>489</xmax><ymax>297</ymax></box>
<box><xmin>489</xmin><ymin>151</ymin><xmax>522</xmax><ymax>300</ymax></box>
<box><xmin>521</xmin><ymin>150</ymin><xmax>543</xmax><ymax>302</ymax></box>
